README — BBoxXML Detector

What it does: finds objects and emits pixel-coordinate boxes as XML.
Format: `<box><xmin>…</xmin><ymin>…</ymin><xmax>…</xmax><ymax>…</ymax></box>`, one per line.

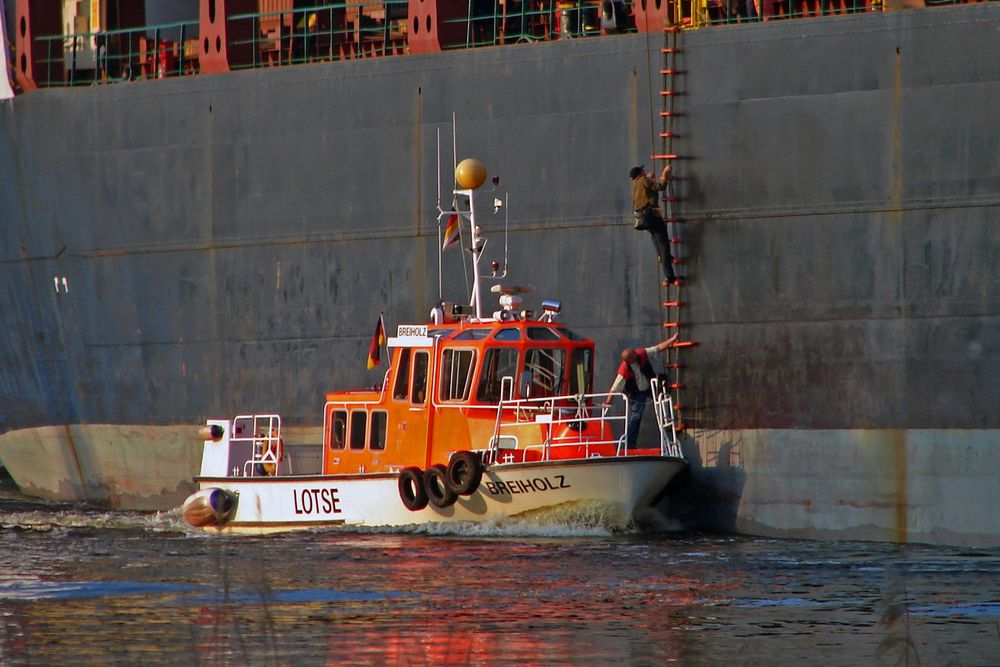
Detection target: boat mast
<box><xmin>436</xmin><ymin>157</ymin><xmax>490</xmax><ymax>320</ymax></box>
<box><xmin>465</xmin><ymin>187</ymin><xmax>485</xmax><ymax>319</ymax></box>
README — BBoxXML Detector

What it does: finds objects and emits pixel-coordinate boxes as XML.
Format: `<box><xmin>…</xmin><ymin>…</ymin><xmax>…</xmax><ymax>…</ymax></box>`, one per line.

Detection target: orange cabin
<box><xmin>321</xmin><ymin>318</ymin><xmax>616</xmax><ymax>475</ymax></box>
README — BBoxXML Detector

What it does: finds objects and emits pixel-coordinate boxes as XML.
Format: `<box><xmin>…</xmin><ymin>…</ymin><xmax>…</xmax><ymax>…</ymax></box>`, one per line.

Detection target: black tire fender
<box><xmin>446</xmin><ymin>450</ymin><xmax>484</xmax><ymax>496</ymax></box>
<box><xmin>398</xmin><ymin>467</ymin><xmax>428</xmax><ymax>511</ymax></box>
<box><xmin>424</xmin><ymin>464</ymin><xmax>458</xmax><ymax>508</ymax></box>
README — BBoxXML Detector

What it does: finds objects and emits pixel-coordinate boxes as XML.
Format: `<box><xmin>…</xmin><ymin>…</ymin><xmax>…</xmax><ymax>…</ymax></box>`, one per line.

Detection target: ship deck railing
<box><xmin>31</xmin><ymin>20</ymin><xmax>201</xmax><ymax>88</ymax></box>
<box><xmin>20</xmin><ymin>0</ymin><xmax>989</xmax><ymax>90</ymax></box>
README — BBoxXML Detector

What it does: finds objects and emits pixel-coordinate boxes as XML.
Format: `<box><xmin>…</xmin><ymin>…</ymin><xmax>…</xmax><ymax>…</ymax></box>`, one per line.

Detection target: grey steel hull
<box><xmin>1</xmin><ymin>5</ymin><xmax>998</xmax><ymax>543</ymax></box>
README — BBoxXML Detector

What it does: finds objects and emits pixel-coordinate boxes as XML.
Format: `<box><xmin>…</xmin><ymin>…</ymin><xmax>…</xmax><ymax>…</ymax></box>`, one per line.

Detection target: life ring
<box><xmin>446</xmin><ymin>450</ymin><xmax>483</xmax><ymax>496</ymax></box>
<box><xmin>398</xmin><ymin>467</ymin><xmax>428</xmax><ymax>511</ymax></box>
<box><xmin>423</xmin><ymin>464</ymin><xmax>457</xmax><ymax>508</ymax></box>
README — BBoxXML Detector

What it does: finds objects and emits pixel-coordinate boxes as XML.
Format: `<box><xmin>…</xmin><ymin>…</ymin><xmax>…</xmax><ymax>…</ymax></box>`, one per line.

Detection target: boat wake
<box><xmin>354</xmin><ymin>500</ymin><xmax>662</xmax><ymax>538</ymax></box>
<box><xmin>0</xmin><ymin>506</ymin><xmax>189</xmax><ymax>534</ymax></box>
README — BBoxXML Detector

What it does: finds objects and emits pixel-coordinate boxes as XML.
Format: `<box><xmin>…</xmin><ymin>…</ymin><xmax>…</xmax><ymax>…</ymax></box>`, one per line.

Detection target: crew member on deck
<box><xmin>602</xmin><ymin>333</ymin><xmax>679</xmax><ymax>448</ymax></box>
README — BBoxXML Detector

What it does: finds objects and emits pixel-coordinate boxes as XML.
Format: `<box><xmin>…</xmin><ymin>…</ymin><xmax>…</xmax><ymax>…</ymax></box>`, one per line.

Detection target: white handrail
<box><xmin>231</xmin><ymin>414</ymin><xmax>283</xmax><ymax>477</ymax></box>
<box><xmin>488</xmin><ymin>388</ymin><xmax>681</xmax><ymax>462</ymax></box>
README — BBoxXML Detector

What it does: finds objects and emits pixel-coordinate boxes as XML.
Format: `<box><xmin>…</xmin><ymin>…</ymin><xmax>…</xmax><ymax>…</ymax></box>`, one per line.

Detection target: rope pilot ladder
<box><xmin>655</xmin><ymin>24</ymin><xmax>696</xmax><ymax>433</ymax></box>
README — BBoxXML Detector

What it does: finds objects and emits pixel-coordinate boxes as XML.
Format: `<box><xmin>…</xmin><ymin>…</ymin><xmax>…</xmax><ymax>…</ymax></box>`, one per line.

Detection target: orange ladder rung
<box><xmin>669</xmin><ymin>238</ymin><xmax>683</xmax><ymax>245</ymax></box>
<box><xmin>661</xmin><ymin>47</ymin><xmax>681</xmax><ymax>54</ymax></box>
<box><xmin>669</xmin><ymin>382</ymin><xmax>685</xmax><ymax>390</ymax></box>
<box><xmin>662</xmin><ymin>300</ymin><xmax>685</xmax><ymax>307</ymax></box>
<box><xmin>671</xmin><ymin>340</ymin><xmax>697</xmax><ymax>348</ymax></box>
<box><xmin>662</xmin><ymin>278</ymin><xmax>684</xmax><ymax>287</ymax></box>
<box><xmin>660</xmin><ymin>90</ymin><xmax>679</xmax><ymax>96</ymax></box>
<box><xmin>660</xmin><ymin>111</ymin><xmax>681</xmax><ymax>117</ymax></box>
<box><xmin>659</xmin><ymin>68</ymin><xmax>682</xmax><ymax>75</ymax></box>
<box><xmin>653</xmin><ymin>154</ymin><xmax>680</xmax><ymax>160</ymax></box>
<box><xmin>674</xmin><ymin>422</ymin><xmax>687</xmax><ymax>431</ymax></box>
<box><xmin>658</xmin><ymin>132</ymin><xmax>679</xmax><ymax>138</ymax></box>
<box><xmin>663</xmin><ymin>321</ymin><xmax>680</xmax><ymax>328</ymax></box>
<box><xmin>663</xmin><ymin>362</ymin><xmax>685</xmax><ymax>369</ymax></box>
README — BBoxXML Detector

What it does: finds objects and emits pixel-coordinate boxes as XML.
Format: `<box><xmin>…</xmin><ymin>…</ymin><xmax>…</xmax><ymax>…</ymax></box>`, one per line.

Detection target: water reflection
<box><xmin>0</xmin><ymin>502</ymin><xmax>995</xmax><ymax>665</ymax></box>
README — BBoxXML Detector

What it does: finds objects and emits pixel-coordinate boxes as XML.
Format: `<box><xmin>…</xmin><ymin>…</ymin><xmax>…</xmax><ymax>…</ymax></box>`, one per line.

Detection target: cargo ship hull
<box><xmin>1</xmin><ymin>5</ymin><xmax>998</xmax><ymax>543</ymax></box>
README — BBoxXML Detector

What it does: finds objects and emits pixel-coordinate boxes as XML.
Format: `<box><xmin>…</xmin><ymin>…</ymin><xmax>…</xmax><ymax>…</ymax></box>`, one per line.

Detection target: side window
<box><xmin>369</xmin><ymin>411</ymin><xmax>387</xmax><ymax>451</ymax></box>
<box><xmin>476</xmin><ymin>347</ymin><xmax>520</xmax><ymax>404</ymax></box>
<box><xmin>439</xmin><ymin>348</ymin><xmax>476</xmax><ymax>402</ymax></box>
<box><xmin>522</xmin><ymin>348</ymin><xmax>566</xmax><ymax>398</ymax></box>
<box><xmin>393</xmin><ymin>348</ymin><xmax>412</xmax><ymax>400</ymax></box>
<box><xmin>411</xmin><ymin>351</ymin><xmax>429</xmax><ymax>404</ymax></box>
<box><xmin>349</xmin><ymin>410</ymin><xmax>367</xmax><ymax>450</ymax></box>
<box><xmin>329</xmin><ymin>410</ymin><xmax>347</xmax><ymax>450</ymax></box>
<box><xmin>568</xmin><ymin>347</ymin><xmax>593</xmax><ymax>396</ymax></box>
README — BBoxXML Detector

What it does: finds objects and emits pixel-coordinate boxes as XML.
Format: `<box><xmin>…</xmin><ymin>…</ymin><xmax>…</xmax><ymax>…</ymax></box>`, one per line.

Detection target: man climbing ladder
<box><xmin>630</xmin><ymin>163</ymin><xmax>678</xmax><ymax>284</ymax></box>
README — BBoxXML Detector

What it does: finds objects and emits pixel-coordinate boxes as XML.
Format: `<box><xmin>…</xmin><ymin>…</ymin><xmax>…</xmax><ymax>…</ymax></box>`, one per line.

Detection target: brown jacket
<box><xmin>631</xmin><ymin>174</ymin><xmax>667</xmax><ymax>212</ymax></box>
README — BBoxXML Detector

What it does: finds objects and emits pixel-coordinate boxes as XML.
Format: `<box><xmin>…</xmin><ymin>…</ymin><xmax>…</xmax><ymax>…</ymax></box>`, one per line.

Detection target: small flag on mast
<box><xmin>367</xmin><ymin>314</ymin><xmax>386</xmax><ymax>369</ymax></box>
<box><xmin>442</xmin><ymin>210</ymin><xmax>461</xmax><ymax>251</ymax></box>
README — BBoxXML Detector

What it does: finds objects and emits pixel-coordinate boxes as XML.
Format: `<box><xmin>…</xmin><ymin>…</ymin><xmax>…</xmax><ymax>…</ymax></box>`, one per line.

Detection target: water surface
<box><xmin>0</xmin><ymin>491</ymin><xmax>996</xmax><ymax>665</ymax></box>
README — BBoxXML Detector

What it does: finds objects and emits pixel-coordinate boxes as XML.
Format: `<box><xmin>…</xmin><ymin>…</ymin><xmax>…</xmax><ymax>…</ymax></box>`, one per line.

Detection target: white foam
<box><xmin>0</xmin><ymin>507</ymin><xmax>189</xmax><ymax>533</ymax></box>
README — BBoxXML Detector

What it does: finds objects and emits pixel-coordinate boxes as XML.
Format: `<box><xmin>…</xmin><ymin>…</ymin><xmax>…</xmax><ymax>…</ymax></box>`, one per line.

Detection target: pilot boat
<box><xmin>182</xmin><ymin>158</ymin><xmax>687</xmax><ymax>533</ymax></box>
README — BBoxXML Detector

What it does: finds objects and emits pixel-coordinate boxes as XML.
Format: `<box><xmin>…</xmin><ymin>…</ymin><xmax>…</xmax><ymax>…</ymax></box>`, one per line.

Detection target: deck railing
<box><xmin>490</xmin><ymin>378</ymin><xmax>681</xmax><ymax>462</ymax></box>
<box><xmin>15</xmin><ymin>0</ymin><xmax>989</xmax><ymax>89</ymax></box>
<box><xmin>230</xmin><ymin>414</ymin><xmax>287</xmax><ymax>477</ymax></box>
<box><xmin>31</xmin><ymin>20</ymin><xmax>200</xmax><ymax>88</ymax></box>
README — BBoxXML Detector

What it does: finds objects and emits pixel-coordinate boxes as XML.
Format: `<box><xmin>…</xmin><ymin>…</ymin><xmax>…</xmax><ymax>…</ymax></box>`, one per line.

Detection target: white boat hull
<box><xmin>190</xmin><ymin>455</ymin><xmax>685</xmax><ymax>534</ymax></box>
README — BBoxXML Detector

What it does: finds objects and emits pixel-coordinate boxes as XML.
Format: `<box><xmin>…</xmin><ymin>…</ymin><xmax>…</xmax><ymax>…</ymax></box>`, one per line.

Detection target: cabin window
<box><xmin>453</xmin><ymin>329</ymin><xmax>490</xmax><ymax>341</ymax></box>
<box><xmin>411</xmin><ymin>351</ymin><xmax>429</xmax><ymax>403</ymax></box>
<box><xmin>476</xmin><ymin>347</ymin><xmax>520</xmax><ymax>404</ymax></box>
<box><xmin>522</xmin><ymin>348</ymin><xmax>566</xmax><ymax>398</ymax></box>
<box><xmin>557</xmin><ymin>327</ymin><xmax>586</xmax><ymax>341</ymax></box>
<box><xmin>494</xmin><ymin>327</ymin><xmax>520</xmax><ymax>341</ymax></box>
<box><xmin>439</xmin><ymin>348</ymin><xmax>476</xmax><ymax>402</ymax></box>
<box><xmin>527</xmin><ymin>326</ymin><xmax>561</xmax><ymax>341</ymax></box>
<box><xmin>329</xmin><ymin>409</ymin><xmax>347</xmax><ymax>450</ymax></box>
<box><xmin>568</xmin><ymin>347</ymin><xmax>594</xmax><ymax>395</ymax></box>
<box><xmin>369</xmin><ymin>411</ymin><xmax>387</xmax><ymax>450</ymax></box>
<box><xmin>393</xmin><ymin>348</ymin><xmax>412</xmax><ymax>400</ymax></box>
<box><xmin>349</xmin><ymin>410</ymin><xmax>367</xmax><ymax>450</ymax></box>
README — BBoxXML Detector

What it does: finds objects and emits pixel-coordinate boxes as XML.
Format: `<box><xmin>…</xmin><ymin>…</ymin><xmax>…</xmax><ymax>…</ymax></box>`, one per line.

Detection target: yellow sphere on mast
<box><xmin>455</xmin><ymin>159</ymin><xmax>487</xmax><ymax>190</ymax></box>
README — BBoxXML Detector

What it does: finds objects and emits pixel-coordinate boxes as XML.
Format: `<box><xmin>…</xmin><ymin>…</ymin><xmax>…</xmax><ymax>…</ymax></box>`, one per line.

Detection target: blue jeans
<box><xmin>626</xmin><ymin>390</ymin><xmax>651</xmax><ymax>448</ymax></box>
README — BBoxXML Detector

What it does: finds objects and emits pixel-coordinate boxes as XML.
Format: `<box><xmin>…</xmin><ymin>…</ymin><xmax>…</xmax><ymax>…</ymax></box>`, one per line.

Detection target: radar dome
<box><xmin>455</xmin><ymin>159</ymin><xmax>487</xmax><ymax>190</ymax></box>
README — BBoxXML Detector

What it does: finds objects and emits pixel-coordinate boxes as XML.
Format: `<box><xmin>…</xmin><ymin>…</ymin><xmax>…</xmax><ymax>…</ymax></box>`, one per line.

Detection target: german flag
<box><xmin>442</xmin><ymin>211</ymin><xmax>461</xmax><ymax>251</ymax></box>
<box><xmin>367</xmin><ymin>314</ymin><xmax>386</xmax><ymax>369</ymax></box>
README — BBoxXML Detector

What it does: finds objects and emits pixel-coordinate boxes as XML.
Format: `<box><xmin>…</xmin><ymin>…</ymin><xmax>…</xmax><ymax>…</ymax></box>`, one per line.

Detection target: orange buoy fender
<box><xmin>446</xmin><ymin>451</ymin><xmax>483</xmax><ymax>496</ymax></box>
<box><xmin>398</xmin><ymin>467</ymin><xmax>429</xmax><ymax>511</ymax></box>
<box><xmin>455</xmin><ymin>158</ymin><xmax>487</xmax><ymax>190</ymax></box>
<box><xmin>182</xmin><ymin>488</ymin><xmax>238</xmax><ymax>527</ymax></box>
